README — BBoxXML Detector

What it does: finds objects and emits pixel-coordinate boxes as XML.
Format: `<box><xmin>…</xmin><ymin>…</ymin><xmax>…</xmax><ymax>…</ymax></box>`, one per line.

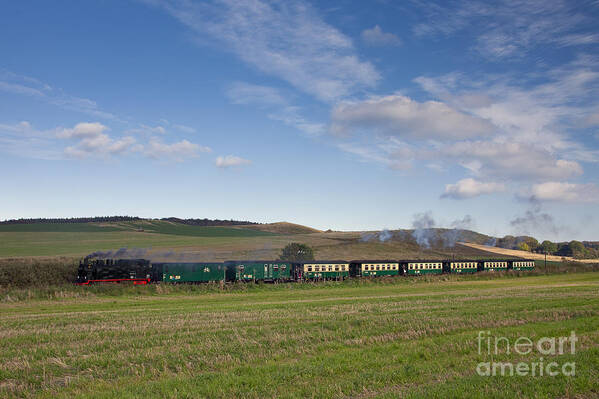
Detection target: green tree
<box><xmin>569</xmin><ymin>240</ymin><xmax>586</xmax><ymax>257</ymax></box>
<box><xmin>540</xmin><ymin>240</ymin><xmax>558</xmax><ymax>254</ymax></box>
<box><xmin>525</xmin><ymin>237</ymin><xmax>539</xmax><ymax>251</ymax></box>
<box><xmin>517</xmin><ymin>242</ymin><xmax>530</xmax><ymax>252</ymax></box>
<box><xmin>279</xmin><ymin>243</ymin><xmax>315</xmax><ymax>262</ymax></box>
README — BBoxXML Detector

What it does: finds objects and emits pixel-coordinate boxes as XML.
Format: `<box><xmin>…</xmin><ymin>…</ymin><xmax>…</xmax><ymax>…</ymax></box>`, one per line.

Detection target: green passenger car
<box><xmin>225</xmin><ymin>260</ymin><xmax>296</xmax><ymax>282</ymax></box>
<box><xmin>478</xmin><ymin>260</ymin><xmax>509</xmax><ymax>272</ymax></box>
<box><xmin>510</xmin><ymin>259</ymin><xmax>536</xmax><ymax>271</ymax></box>
<box><xmin>349</xmin><ymin>260</ymin><xmax>400</xmax><ymax>277</ymax></box>
<box><xmin>444</xmin><ymin>260</ymin><xmax>478</xmax><ymax>274</ymax></box>
<box><xmin>162</xmin><ymin>262</ymin><xmax>226</xmax><ymax>283</ymax></box>
<box><xmin>302</xmin><ymin>261</ymin><xmax>350</xmax><ymax>280</ymax></box>
<box><xmin>403</xmin><ymin>260</ymin><xmax>443</xmax><ymax>275</ymax></box>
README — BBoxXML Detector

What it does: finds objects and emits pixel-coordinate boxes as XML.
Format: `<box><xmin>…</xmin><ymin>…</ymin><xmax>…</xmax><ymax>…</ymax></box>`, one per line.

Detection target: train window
<box><xmin>335</xmin><ymin>266</ymin><xmax>339</xmax><ymax>271</ymax></box>
<box><xmin>308</xmin><ymin>267</ymin><xmax>312</xmax><ymax>272</ymax></box>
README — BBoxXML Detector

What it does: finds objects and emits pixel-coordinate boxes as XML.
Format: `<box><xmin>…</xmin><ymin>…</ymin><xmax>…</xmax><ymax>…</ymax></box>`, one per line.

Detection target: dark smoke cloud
<box><xmin>510</xmin><ymin>200</ymin><xmax>558</xmax><ymax>237</ymax></box>
<box><xmin>84</xmin><ymin>247</ymin><xmax>215</xmax><ymax>262</ymax></box>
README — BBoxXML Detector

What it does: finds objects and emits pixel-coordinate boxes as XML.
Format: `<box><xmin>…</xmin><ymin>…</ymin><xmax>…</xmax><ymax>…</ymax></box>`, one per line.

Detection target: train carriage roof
<box><xmin>349</xmin><ymin>260</ymin><xmax>400</xmax><ymax>264</ymax></box>
<box><xmin>298</xmin><ymin>260</ymin><xmax>349</xmax><ymax>264</ymax></box>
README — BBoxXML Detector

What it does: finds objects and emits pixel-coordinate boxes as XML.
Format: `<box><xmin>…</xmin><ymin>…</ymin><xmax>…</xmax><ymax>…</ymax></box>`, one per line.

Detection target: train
<box><xmin>75</xmin><ymin>257</ymin><xmax>536</xmax><ymax>285</ymax></box>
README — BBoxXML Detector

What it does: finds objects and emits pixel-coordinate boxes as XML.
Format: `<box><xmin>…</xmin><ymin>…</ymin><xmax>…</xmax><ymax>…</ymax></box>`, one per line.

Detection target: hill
<box><xmin>237</xmin><ymin>222</ymin><xmax>322</xmax><ymax>235</ymax></box>
<box><xmin>0</xmin><ymin>219</ymin><xmax>538</xmax><ymax>260</ymax></box>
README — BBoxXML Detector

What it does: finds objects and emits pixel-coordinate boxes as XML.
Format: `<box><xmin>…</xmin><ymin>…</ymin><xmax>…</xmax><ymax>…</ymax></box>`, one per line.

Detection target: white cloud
<box><xmin>64</xmin><ymin>136</ymin><xmax>137</xmax><ymax>159</ymax></box>
<box><xmin>441</xmin><ymin>178</ymin><xmax>505</xmax><ymax>199</ymax></box>
<box><xmin>57</xmin><ymin>122</ymin><xmax>139</xmax><ymax>159</ymax></box>
<box><xmin>440</xmin><ymin>141</ymin><xmax>583</xmax><ymax>180</ymax></box>
<box><xmin>215</xmin><ymin>155</ymin><xmax>252</xmax><ymax>168</ymax></box>
<box><xmin>226</xmin><ymin>82</ymin><xmax>286</xmax><ymax>106</ymax></box>
<box><xmin>331</xmin><ymin>94</ymin><xmax>494</xmax><ymax>140</ymax></box>
<box><xmin>57</xmin><ymin>122</ymin><xmax>109</xmax><ymax>139</ymax></box>
<box><xmin>145</xmin><ymin>138</ymin><xmax>211</xmax><ymax>161</ymax></box>
<box><xmin>147</xmin><ymin>0</ymin><xmax>379</xmax><ymax>102</ymax></box>
<box><xmin>527</xmin><ymin>182</ymin><xmax>599</xmax><ymax>203</ymax></box>
<box><xmin>361</xmin><ymin>25</ymin><xmax>402</xmax><ymax>46</ymax></box>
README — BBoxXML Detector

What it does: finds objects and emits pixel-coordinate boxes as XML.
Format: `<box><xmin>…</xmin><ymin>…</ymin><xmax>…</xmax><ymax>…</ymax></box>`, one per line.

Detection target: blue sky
<box><xmin>1</xmin><ymin>0</ymin><xmax>599</xmax><ymax>241</ymax></box>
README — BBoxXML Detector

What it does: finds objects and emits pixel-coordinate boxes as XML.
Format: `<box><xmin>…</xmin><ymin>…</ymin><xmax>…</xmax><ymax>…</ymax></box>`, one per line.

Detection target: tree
<box><xmin>540</xmin><ymin>240</ymin><xmax>557</xmax><ymax>254</ymax></box>
<box><xmin>279</xmin><ymin>243</ymin><xmax>315</xmax><ymax>262</ymax></box>
<box><xmin>569</xmin><ymin>240</ymin><xmax>586</xmax><ymax>257</ymax></box>
<box><xmin>517</xmin><ymin>242</ymin><xmax>530</xmax><ymax>252</ymax></box>
<box><xmin>524</xmin><ymin>237</ymin><xmax>539</xmax><ymax>251</ymax></box>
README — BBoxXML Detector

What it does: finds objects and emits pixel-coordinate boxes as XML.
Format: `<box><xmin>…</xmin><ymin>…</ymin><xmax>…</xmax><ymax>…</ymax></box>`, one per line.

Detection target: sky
<box><xmin>1</xmin><ymin>0</ymin><xmax>599</xmax><ymax>241</ymax></box>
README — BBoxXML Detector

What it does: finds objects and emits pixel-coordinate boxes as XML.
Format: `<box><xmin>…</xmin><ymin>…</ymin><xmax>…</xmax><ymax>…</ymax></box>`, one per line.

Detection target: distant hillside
<box><xmin>1</xmin><ymin>216</ymin><xmax>261</xmax><ymax>226</ymax></box>
<box><xmin>237</xmin><ymin>222</ymin><xmax>322</xmax><ymax>235</ymax></box>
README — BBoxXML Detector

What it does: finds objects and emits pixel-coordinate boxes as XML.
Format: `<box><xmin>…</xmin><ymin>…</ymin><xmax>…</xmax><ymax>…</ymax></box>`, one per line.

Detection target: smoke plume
<box><xmin>510</xmin><ymin>200</ymin><xmax>558</xmax><ymax>237</ymax></box>
<box><xmin>360</xmin><ymin>229</ymin><xmax>393</xmax><ymax>242</ymax></box>
<box><xmin>411</xmin><ymin>212</ymin><xmax>436</xmax><ymax>248</ymax></box>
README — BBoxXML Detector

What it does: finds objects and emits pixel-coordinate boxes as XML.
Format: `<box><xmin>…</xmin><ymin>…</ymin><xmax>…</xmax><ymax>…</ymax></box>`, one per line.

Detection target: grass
<box><xmin>0</xmin><ymin>224</ymin><xmax>122</xmax><ymax>233</ymax></box>
<box><xmin>132</xmin><ymin>220</ymin><xmax>276</xmax><ymax>238</ymax></box>
<box><xmin>0</xmin><ymin>272</ymin><xmax>598</xmax><ymax>398</ymax></box>
<box><xmin>0</xmin><ymin>222</ymin><xmax>510</xmax><ymax>260</ymax></box>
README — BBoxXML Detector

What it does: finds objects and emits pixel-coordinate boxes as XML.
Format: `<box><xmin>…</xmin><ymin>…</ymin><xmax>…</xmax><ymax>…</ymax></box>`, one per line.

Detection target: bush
<box><xmin>0</xmin><ymin>257</ymin><xmax>78</xmax><ymax>288</ymax></box>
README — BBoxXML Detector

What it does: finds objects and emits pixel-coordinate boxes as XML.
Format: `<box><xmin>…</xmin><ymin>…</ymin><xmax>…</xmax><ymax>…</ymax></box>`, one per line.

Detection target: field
<box><xmin>0</xmin><ymin>221</ymin><xmax>506</xmax><ymax>260</ymax></box>
<box><xmin>1</xmin><ymin>272</ymin><xmax>598</xmax><ymax>398</ymax></box>
<box><xmin>1</xmin><ymin>221</ymin><xmax>598</xmax><ymax>398</ymax></box>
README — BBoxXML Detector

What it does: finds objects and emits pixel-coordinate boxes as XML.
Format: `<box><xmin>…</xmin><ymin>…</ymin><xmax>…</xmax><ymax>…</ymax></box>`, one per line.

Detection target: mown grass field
<box><xmin>1</xmin><ymin>272</ymin><xmax>598</xmax><ymax>398</ymax></box>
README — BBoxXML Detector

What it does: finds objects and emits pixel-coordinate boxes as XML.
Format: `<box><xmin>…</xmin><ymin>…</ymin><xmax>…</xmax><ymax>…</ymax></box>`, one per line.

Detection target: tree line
<box><xmin>496</xmin><ymin>235</ymin><xmax>599</xmax><ymax>259</ymax></box>
<box><xmin>0</xmin><ymin>216</ymin><xmax>261</xmax><ymax>227</ymax></box>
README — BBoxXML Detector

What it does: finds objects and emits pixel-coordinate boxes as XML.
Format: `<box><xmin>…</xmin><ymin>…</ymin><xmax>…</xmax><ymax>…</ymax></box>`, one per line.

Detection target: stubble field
<box><xmin>1</xmin><ymin>272</ymin><xmax>598</xmax><ymax>398</ymax></box>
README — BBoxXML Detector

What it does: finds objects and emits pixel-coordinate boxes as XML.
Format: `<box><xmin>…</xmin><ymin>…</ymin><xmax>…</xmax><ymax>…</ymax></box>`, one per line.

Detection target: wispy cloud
<box><xmin>226</xmin><ymin>82</ymin><xmax>287</xmax><ymax>106</ymax></box>
<box><xmin>361</xmin><ymin>25</ymin><xmax>402</xmax><ymax>46</ymax></box>
<box><xmin>0</xmin><ymin>69</ymin><xmax>116</xmax><ymax>119</ymax></box>
<box><xmin>146</xmin><ymin>0</ymin><xmax>379</xmax><ymax>102</ymax></box>
<box><xmin>412</xmin><ymin>0</ymin><xmax>598</xmax><ymax>59</ymax></box>
<box><xmin>215</xmin><ymin>154</ymin><xmax>252</xmax><ymax>168</ymax></box>
<box><xmin>0</xmin><ymin>121</ymin><xmax>62</xmax><ymax>160</ymax></box>
<box><xmin>333</xmin><ymin>56</ymin><xmax>599</xmax><ymax>189</ymax></box>
<box><xmin>268</xmin><ymin>106</ymin><xmax>326</xmax><ymax>136</ymax></box>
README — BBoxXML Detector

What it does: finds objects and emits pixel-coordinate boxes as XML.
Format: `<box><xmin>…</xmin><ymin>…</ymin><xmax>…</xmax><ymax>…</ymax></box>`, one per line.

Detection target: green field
<box><xmin>0</xmin><ymin>222</ymin><xmax>509</xmax><ymax>260</ymax></box>
<box><xmin>1</xmin><ymin>272</ymin><xmax>598</xmax><ymax>398</ymax></box>
<box><xmin>0</xmin><ymin>222</ymin><xmax>279</xmax><ymax>258</ymax></box>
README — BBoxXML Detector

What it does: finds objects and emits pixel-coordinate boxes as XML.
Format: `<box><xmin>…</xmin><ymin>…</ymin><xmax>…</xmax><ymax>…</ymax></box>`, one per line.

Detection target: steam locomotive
<box><xmin>76</xmin><ymin>257</ymin><xmax>535</xmax><ymax>285</ymax></box>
